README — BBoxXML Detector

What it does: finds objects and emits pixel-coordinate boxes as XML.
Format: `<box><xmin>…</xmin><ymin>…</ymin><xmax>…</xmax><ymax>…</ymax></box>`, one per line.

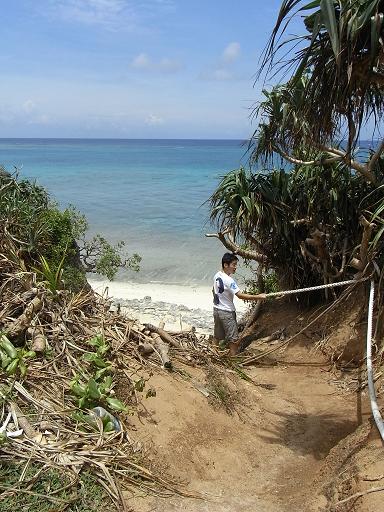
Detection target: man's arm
<box><xmin>236</xmin><ymin>291</ymin><xmax>266</xmax><ymax>301</ymax></box>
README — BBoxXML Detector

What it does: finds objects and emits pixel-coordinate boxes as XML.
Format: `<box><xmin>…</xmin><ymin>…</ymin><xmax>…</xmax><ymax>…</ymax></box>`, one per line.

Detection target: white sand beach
<box><xmin>88</xmin><ymin>278</ymin><xmax>214</xmax><ymax>310</ymax></box>
<box><xmin>88</xmin><ymin>277</ymin><xmax>247</xmax><ymax>333</ymax></box>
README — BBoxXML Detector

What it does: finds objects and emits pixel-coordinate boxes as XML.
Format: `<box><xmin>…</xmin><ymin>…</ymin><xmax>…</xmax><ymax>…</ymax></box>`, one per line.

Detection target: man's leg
<box><xmin>213</xmin><ymin>309</ymin><xmax>226</xmax><ymax>346</ymax></box>
<box><xmin>216</xmin><ymin>310</ymin><xmax>239</xmax><ymax>352</ymax></box>
<box><xmin>220</xmin><ymin>311</ymin><xmax>243</xmax><ymax>356</ymax></box>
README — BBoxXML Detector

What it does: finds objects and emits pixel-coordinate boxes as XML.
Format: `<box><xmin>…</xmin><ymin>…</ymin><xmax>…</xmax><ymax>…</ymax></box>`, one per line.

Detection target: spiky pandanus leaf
<box><xmin>258</xmin><ymin>0</ymin><xmax>384</xmax><ymax>150</ymax></box>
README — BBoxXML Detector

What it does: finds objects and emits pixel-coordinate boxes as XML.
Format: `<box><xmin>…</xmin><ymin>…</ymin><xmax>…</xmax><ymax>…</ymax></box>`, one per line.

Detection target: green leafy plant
<box><xmin>134</xmin><ymin>376</ymin><xmax>157</xmax><ymax>398</ymax></box>
<box><xmin>72</xmin><ymin>410</ymin><xmax>119</xmax><ymax>433</ymax></box>
<box><xmin>70</xmin><ymin>335</ymin><xmax>127</xmax><ymax>412</ymax></box>
<box><xmin>32</xmin><ymin>249</ymin><xmax>67</xmax><ymax>294</ymax></box>
<box><xmin>70</xmin><ymin>374</ymin><xmax>127</xmax><ymax>412</ymax></box>
<box><xmin>0</xmin><ymin>333</ymin><xmax>35</xmax><ymax>377</ymax></box>
<box><xmin>0</xmin><ymin>173</ymin><xmax>141</xmax><ymax>292</ymax></box>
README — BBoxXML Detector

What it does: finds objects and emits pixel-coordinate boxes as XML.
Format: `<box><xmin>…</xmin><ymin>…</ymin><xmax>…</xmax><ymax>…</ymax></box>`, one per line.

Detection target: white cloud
<box><xmin>34</xmin><ymin>114</ymin><xmax>51</xmax><ymax>125</ymax></box>
<box><xmin>158</xmin><ymin>57</ymin><xmax>182</xmax><ymax>72</ymax></box>
<box><xmin>221</xmin><ymin>42</ymin><xmax>241</xmax><ymax>64</ymax></box>
<box><xmin>145</xmin><ymin>113</ymin><xmax>164</xmax><ymax>125</ymax></box>
<box><xmin>45</xmin><ymin>0</ymin><xmax>174</xmax><ymax>30</ymax></box>
<box><xmin>131</xmin><ymin>52</ymin><xmax>151</xmax><ymax>69</ymax></box>
<box><xmin>131</xmin><ymin>53</ymin><xmax>182</xmax><ymax>73</ymax></box>
<box><xmin>22</xmin><ymin>99</ymin><xmax>36</xmax><ymax>114</ymax></box>
<box><xmin>47</xmin><ymin>0</ymin><xmax>136</xmax><ymax>29</ymax></box>
<box><xmin>199</xmin><ymin>42</ymin><xmax>242</xmax><ymax>81</ymax></box>
<box><xmin>199</xmin><ymin>68</ymin><xmax>233</xmax><ymax>81</ymax></box>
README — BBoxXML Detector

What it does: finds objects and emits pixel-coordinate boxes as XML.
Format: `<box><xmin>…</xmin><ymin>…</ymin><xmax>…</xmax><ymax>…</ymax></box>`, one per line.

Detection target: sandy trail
<box><xmin>125</xmin><ymin>345</ymin><xmax>359</xmax><ymax>512</ymax></box>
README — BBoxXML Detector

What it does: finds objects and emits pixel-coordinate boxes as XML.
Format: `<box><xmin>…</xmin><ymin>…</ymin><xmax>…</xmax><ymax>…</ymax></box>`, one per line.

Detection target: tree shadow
<box><xmin>258</xmin><ymin>410</ymin><xmax>357</xmax><ymax>460</ymax></box>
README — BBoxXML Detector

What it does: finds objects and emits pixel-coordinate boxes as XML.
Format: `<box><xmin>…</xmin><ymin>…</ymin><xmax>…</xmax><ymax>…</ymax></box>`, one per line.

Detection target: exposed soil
<box><xmin>124</xmin><ymin>297</ymin><xmax>384</xmax><ymax>512</ymax></box>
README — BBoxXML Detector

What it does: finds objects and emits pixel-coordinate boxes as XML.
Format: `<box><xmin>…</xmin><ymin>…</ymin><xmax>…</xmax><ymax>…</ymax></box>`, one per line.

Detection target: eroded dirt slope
<box><xmin>125</xmin><ymin>345</ymin><xmax>361</xmax><ymax>512</ymax></box>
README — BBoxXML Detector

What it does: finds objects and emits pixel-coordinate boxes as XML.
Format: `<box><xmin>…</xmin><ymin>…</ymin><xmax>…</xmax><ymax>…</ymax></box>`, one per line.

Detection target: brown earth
<box><xmin>124</xmin><ymin>297</ymin><xmax>384</xmax><ymax>512</ymax></box>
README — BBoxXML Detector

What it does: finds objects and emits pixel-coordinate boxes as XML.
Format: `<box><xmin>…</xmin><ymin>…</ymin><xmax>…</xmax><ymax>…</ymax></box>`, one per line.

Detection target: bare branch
<box><xmin>348</xmin><ymin>216</ymin><xmax>375</xmax><ymax>271</ymax></box>
<box><xmin>318</xmin><ymin>144</ymin><xmax>377</xmax><ymax>184</ymax></box>
<box><xmin>205</xmin><ymin>231</ymin><xmax>268</xmax><ymax>263</ymax></box>
<box><xmin>333</xmin><ymin>237</ymin><xmax>348</xmax><ymax>278</ymax></box>
<box><xmin>368</xmin><ymin>138</ymin><xmax>384</xmax><ymax>173</ymax></box>
<box><xmin>274</xmin><ymin>146</ymin><xmax>341</xmax><ymax>167</ymax></box>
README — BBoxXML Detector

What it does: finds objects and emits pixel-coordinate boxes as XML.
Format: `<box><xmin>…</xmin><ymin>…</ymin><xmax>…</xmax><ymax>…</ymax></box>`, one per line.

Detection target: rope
<box><xmin>244</xmin><ymin>275</ymin><xmax>384</xmax><ymax>438</ymax></box>
<box><xmin>366</xmin><ymin>279</ymin><xmax>384</xmax><ymax>441</ymax></box>
<box><xmin>264</xmin><ymin>277</ymin><xmax>367</xmax><ymax>298</ymax></box>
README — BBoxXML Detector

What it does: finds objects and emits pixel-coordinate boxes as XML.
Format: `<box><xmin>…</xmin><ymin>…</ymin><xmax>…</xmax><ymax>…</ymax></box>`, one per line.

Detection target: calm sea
<box><xmin>0</xmin><ymin>139</ymin><xmax>251</xmax><ymax>285</ymax></box>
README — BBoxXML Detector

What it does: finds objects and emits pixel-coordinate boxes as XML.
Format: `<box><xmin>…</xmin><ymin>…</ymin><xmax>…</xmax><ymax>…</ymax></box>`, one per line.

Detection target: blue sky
<box><xmin>0</xmin><ymin>1</ymin><xmax>290</xmax><ymax>139</ymax></box>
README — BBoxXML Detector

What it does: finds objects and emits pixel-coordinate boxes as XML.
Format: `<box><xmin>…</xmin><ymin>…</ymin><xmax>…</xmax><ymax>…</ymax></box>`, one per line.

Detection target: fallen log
<box><xmin>9</xmin><ymin>402</ymin><xmax>39</xmax><ymax>439</ymax></box>
<box><xmin>7</xmin><ymin>296</ymin><xmax>43</xmax><ymax>339</ymax></box>
<box><xmin>30</xmin><ymin>330</ymin><xmax>47</xmax><ymax>353</ymax></box>
<box><xmin>144</xmin><ymin>323</ymin><xmax>179</xmax><ymax>348</ymax></box>
<box><xmin>150</xmin><ymin>332</ymin><xmax>172</xmax><ymax>369</ymax></box>
<box><xmin>137</xmin><ymin>342</ymin><xmax>155</xmax><ymax>357</ymax></box>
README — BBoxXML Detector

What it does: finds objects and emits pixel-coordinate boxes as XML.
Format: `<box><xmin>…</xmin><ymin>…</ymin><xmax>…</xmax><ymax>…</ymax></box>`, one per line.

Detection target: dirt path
<box><xmin>125</xmin><ymin>345</ymin><xmax>360</xmax><ymax>512</ymax></box>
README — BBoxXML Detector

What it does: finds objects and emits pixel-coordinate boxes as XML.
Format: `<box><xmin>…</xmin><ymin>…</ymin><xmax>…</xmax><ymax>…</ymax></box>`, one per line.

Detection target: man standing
<box><xmin>213</xmin><ymin>252</ymin><xmax>266</xmax><ymax>355</ymax></box>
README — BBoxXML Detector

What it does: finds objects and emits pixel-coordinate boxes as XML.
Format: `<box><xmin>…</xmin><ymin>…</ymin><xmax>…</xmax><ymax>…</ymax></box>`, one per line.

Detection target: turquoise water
<box><xmin>0</xmin><ymin>139</ymin><xmax>250</xmax><ymax>285</ymax></box>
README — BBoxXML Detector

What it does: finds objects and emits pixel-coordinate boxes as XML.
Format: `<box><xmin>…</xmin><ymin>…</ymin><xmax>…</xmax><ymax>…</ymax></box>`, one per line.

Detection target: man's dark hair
<box><xmin>222</xmin><ymin>252</ymin><xmax>239</xmax><ymax>268</ymax></box>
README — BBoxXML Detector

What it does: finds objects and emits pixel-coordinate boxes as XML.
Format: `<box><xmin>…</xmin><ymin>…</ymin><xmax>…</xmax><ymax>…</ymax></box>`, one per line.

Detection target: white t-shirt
<box><xmin>213</xmin><ymin>270</ymin><xmax>240</xmax><ymax>312</ymax></box>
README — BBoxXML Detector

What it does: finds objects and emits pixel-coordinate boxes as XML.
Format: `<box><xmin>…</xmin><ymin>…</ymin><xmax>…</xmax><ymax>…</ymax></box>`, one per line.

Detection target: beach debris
<box><xmin>150</xmin><ymin>331</ymin><xmax>172</xmax><ymax>369</ymax></box>
<box><xmin>138</xmin><ymin>341</ymin><xmax>155</xmax><ymax>356</ymax></box>
<box><xmin>29</xmin><ymin>327</ymin><xmax>47</xmax><ymax>352</ymax></box>
<box><xmin>90</xmin><ymin>406</ymin><xmax>122</xmax><ymax>432</ymax></box>
<box><xmin>143</xmin><ymin>323</ymin><xmax>180</xmax><ymax>348</ymax></box>
<box><xmin>6</xmin><ymin>295</ymin><xmax>43</xmax><ymax>338</ymax></box>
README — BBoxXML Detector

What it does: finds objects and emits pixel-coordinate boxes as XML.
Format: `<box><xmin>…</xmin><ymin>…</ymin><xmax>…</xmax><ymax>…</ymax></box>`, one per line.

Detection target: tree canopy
<box><xmin>208</xmin><ymin>0</ymin><xmax>384</xmax><ymax>293</ymax></box>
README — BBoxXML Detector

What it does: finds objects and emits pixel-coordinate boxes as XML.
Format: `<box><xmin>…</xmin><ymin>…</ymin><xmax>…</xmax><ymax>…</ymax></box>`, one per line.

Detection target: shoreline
<box><xmin>88</xmin><ymin>277</ymin><xmax>247</xmax><ymax>333</ymax></box>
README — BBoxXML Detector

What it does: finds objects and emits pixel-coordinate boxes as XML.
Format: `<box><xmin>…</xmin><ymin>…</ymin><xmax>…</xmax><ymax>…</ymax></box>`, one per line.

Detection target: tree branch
<box><xmin>273</xmin><ymin>145</ymin><xmax>341</xmax><ymax>167</ymax></box>
<box><xmin>349</xmin><ymin>215</ymin><xmax>375</xmax><ymax>271</ymax></box>
<box><xmin>318</xmin><ymin>144</ymin><xmax>377</xmax><ymax>185</ymax></box>
<box><xmin>205</xmin><ymin>231</ymin><xmax>268</xmax><ymax>263</ymax></box>
<box><xmin>368</xmin><ymin>138</ymin><xmax>384</xmax><ymax>173</ymax></box>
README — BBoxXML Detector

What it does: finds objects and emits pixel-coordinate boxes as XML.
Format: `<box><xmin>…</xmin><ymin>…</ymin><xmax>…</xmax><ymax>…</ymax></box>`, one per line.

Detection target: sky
<box><xmin>0</xmin><ymin>0</ymin><xmax>290</xmax><ymax>139</ymax></box>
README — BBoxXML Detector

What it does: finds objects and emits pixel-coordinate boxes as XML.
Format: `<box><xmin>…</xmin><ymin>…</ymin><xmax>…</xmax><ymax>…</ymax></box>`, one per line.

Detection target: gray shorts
<box><xmin>213</xmin><ymin>308</ymin><xmax>238</xmax><ymax>343</ymax></box>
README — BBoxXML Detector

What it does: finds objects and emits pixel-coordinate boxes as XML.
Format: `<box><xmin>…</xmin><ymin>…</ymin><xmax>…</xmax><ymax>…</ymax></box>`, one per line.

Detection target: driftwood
<box><xmin>257</xmin><ymin>328</ymin><xmax>286</xmax><ymax>344</ymax></box>
<box><xmin>30</xmin><ymin>330</ymin><xmax>47</xmax><ymax>353</ymax></box>
<box><xmin>137</xmin><ymin>342</ymin><xmax>155</xmax><ymax>356</ymax></box>
<box><xmin>144</xmin><ymin>323</ymin><xmax>180</xmax><ymax>348</ymax></box>
<box><xmin>150</xmin><ymin>332</ymin><xmax>171</xmax><ymax>368</ymax></box>
<box><xmin>7</xmin><ymin>295</ymin><xmax>43</xmax><ymax>338</ymax></box>
<box><xmin>8</xmin><ymin>402</ymin><xmax>39</xmax><ymax>439</ymax></box>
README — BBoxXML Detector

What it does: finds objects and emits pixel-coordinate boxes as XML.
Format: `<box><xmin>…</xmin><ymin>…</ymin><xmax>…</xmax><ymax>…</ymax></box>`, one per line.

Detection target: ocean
<box><xmin>0</xmin><ymin>138</ymin><xmax>252</xmax><ymax>287</ymax></box>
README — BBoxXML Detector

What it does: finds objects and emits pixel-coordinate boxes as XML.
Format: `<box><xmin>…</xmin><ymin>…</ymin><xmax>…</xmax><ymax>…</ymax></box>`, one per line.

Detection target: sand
<box><xmin>87</xmin><ymin>277</ymin><xmax>247</xmax><ymax>333</ymax></box>
<box><xmin>88</xmin><ymin>278</ymin><xmax>215</xmax><ymax>311</ymax></box>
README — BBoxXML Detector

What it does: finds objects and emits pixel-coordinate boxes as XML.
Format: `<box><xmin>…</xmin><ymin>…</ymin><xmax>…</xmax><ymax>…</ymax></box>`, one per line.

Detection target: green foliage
<box><xmin>210</xmin><ymin>161</ymin><xmax>381</xmax><ymax>289</ymax></box>
<box><xmin>70</xmin><ymin>335</ymin><xmax>127</xmax><ymax>413</ymax></box>
<box><xmin>82</xmin><ymin>235</ymin><xmax>142</xmax><ymax>280</ymax></box>
<box><xmin>70</xmin><ymin>375</ymin><xmax>128</xmax><ymax>412</ymax></box>
<box><xmin>0</xmin><ymin>333</ymin><xmax>35</xmax><ymax>377</ymax></box>
<box><xmin>134</xmin><ymin>376</ymin><xmax>156</xmax><ymax>398</ymax></box>
<box><xmin>72</xmin><ymin>410</ymin><xmax>118</xmax><ymax>433</ymax></box>
<box><xmin>259</xmin><ymin>0</ymin><xmax>384</xmax><ymax>147</ymax></box>
<box><xmin>32</xmin><ymin>251</ymin><xmax>67</xmax><ymax>294</ymax></box>
<box><xmin>0</xmin><ymin>172</ymin><xmax>141</xmax><ymax>292</ymax></box>
<box><xmin>245</xmin><ymin>271</ymin><xmax>279</xmax><ymax>295</ymax></box>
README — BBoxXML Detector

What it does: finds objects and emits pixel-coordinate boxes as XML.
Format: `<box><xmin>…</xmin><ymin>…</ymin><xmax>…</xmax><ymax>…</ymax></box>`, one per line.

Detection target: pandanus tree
<box><xmin>259</xmin><ymin>0</ymin><xmax>384</xmax><ymax>157</ymax></box>
<box><xmin>208</xmin><ymin>0</ymin><xmax>384</xmax><ymax>289</ymax></box>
